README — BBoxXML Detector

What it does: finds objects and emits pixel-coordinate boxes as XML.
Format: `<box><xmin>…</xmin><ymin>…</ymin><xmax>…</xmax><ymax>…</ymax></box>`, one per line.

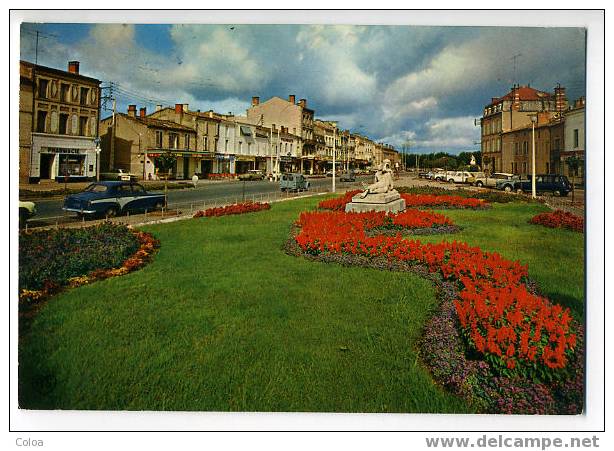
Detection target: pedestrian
<box><xmin>192</xmin><ymin>173</ymin><xmax>199</xmax><ymax>188</ymax></box>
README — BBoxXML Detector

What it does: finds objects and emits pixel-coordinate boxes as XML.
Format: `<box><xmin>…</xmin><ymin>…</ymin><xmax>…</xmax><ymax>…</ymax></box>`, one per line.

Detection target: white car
<box><xmin>19</xmin><ymin>200</ymin><xmax>36</xmax><ymax>228</ymax></box>
<box><xmin>447</xmin><ymin>171</ymin><xmax>474</xmax><ymax>184</ymax></box>
<box><xmin>473</xmin><ymin>172</ymin><xmax>517</xmax><ymax>188</ymax></box>
<box><xmin>101</xmin><ymin>169</ymin><xmax>138</xmax><ymax>182</ymax></box>
<box><xmin>433</xmin><ymin>170</ymin><xmax>454</xmax><ymax>182</ymax></box>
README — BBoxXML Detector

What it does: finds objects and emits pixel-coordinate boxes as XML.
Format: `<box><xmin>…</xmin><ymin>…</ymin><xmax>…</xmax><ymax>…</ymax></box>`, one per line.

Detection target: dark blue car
<box><xmin>63</xmin><ymin>181</ymin><xmax>166</xmax><ymax>217</ymax></box>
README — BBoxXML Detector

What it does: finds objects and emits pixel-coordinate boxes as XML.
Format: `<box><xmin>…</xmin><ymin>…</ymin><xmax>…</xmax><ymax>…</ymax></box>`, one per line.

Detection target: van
<box><xmin>280</xmin><ymin>173</ymin><xmax>310</xmax><ymax>192</ymax></box>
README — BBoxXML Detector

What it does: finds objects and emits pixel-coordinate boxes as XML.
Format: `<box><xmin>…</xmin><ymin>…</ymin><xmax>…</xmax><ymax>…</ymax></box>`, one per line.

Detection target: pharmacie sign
<box><xmin>41</xmin><ymin>148</ymin><xmax>82</xmax><ymax>154</ymax></box>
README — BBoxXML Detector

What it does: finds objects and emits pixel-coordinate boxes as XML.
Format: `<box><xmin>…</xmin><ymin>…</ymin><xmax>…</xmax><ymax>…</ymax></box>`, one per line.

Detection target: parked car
<box><xmin>280</xmin><ymin>173</ymin><xmax>310</xmax><ymax>192</ymax></box>
<box><xmin>100</xmin><ymin>168</ymin><xmax>138</xmax><ymax>182</ymax></box>
<box><xmin>19</xmin><ymin>200</ymin><xmax>36</xmax><ymax>228</ymax></box>
<box><xmin>417</xmin><ymin>171</ymin><xmax>429</xmax><ymax>179</ymax></box>
<box><xmin>496</xmin><ymin>174</ymin><xmax>572</xmax><ymax>196</ymax></box>
<box><xmin>447</xmin><ymin>171</ymin><xmax>474</xmax><ymax>184</ymax></box>
<box><xmin>340</xmin><ymin>170</ymin><xmax>356</xmax><ymax>182</ymax></box>
<box><xmin>238</xmin><ymin>170</ymin><xmax>265</xmax><ymax>181</ymax></box>
<box><xmin>473</xmin><ymin>172</ymin><xmax>517</xmax><ymax>188</ymax></box>
<box><xmin>434</xmin><ymin>170</ymin><xmax>455</xmax><ymax>182</ymax></box>
<box><xmin>63</xmin><ymin>181</ymin><xmax>166</xmax><ymax>217</ymax></box>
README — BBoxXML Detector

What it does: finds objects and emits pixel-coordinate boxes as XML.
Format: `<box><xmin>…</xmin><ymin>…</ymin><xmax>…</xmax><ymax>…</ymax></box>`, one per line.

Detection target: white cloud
<box><xmin>417</xmin><ymin>116</ymin><xmax>479</xmax><ymax>150</ymax></box>
<box><xmin>21</xmin><ymin>24</ymin><xmax>585</xmax><ymax>155</ymax></box>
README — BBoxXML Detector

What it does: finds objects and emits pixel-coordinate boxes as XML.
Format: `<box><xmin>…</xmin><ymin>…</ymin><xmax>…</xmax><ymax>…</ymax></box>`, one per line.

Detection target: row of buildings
<box><xmin>480</xmin><ymin>84</ymin><xmax>585</xmax><ymax>183</ymax></box>
<box><xmin>19</xmin><ymin>60</ymin><xmax>400</xmax><ymax>183</ymax></box>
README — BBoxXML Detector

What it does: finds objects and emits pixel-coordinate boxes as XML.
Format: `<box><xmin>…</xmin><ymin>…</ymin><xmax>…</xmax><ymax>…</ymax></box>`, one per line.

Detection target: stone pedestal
<box><xmin>345</xmin><ymin>190</ymin><xmax>406</xmax><ymax>214</ymax></box>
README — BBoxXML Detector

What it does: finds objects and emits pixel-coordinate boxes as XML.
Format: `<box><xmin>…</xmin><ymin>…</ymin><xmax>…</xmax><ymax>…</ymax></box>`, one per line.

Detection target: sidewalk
<box><xmin>18</xmin><ymin>178</ymin><xmax>238</xmax><ymax>200</ymax></box>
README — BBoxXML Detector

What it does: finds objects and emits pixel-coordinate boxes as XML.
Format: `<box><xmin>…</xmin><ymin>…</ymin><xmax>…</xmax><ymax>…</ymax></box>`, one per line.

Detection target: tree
<box><xmin>154</xmin><ymin>152</ymin><xmax>177</xmax><ymax>207</ymax></box>
<box><xmin>154</xmin><ymin>153</ymin><xmax>177</xmax><ymax>176</ymax></box>
<box><xmin>565</xmin><ymin>156</ymin><xmax>582</xmax><ymax>204</ymax></box>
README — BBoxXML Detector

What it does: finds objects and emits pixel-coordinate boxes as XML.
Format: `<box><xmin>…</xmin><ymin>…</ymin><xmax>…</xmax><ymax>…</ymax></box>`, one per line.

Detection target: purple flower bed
<box><xmin>286</xmin><ymin>232</ymin><xmax>584</xmax><ymax>414</ymax></box>
<box><xmin>419</xmin><ymin>278</ymin><xmax>584</xmax><ymax>415</ymax></box>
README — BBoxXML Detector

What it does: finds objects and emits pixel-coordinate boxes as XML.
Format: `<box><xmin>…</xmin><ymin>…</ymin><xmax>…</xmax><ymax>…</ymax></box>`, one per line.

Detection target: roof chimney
<box><xmin>288</xmin><ymin>94</ymin><xmax>296</xmax><ymax>104</ymax></box>
<box><xmin>299</xmin><ymin>98</ymin><xmax>306</xmax><ymax>108</ymax></box>
<box><xmin>127</xmin><ymin>104</ymin><xmax>137</xmax><ymax>117</ymax></box>
<box><xmin>68</xmin><ymin>61</ymin><xmax>80</xmax><ymax>74</ymax></box>
<box><xmin>252</xmin><ymin>96</ymin><xmax>260</xmax><ymax>106</ymax></box>
<box><xmin>155</xmin><ymin>104</ymin><xmax>162</xmax><ymax>112</ymax></box>
<box><xmin>139</xmin><ymin>107</ymin><xmax>147</xmax><ymax>118</ymax></box>
<box><xmin>554</xmin><ymin>84</ymin><xmax>568</xmax><ymax>111</ymax></box>
<box><xmin>175</xmin><ymin>103</ymin><xmax>183</xmax><ymax>114</ymax></box>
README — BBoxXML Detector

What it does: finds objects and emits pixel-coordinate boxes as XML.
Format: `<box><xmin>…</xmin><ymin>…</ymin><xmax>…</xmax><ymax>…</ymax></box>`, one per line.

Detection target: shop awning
<box><xmin>143</xmin><ymin>150</ymin><xmax>214</xmax><ymax>158</ymax></box>
<box><xmin>236</xmin><ymin>155</ymin><xmax>256</xmax><ymax>162</ymax></box>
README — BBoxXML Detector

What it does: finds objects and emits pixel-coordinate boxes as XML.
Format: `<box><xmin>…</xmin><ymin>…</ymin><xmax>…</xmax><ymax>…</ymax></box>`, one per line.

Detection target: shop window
<box><xmin>59</xmin><ymin>113</ymin><xmax>69</xmax><ymax>135</ymax></box>
<box><xmin>58</xmin><ymin>154</ymin><xmax>86</xmax><ymax>176</ymax></box>
<box><xmin>36</xmin><ymin>110</ymin><xmax>47</xmax><ymax>133</ymax></box>
<box><xmin>80</xmin><ymin>87</ymin><xmax>89</xmax><ymax>106</ymax></box>
<box><xmin>38</xmin><ymin>79</ymin><xmax>49</xmax><ymax>98</ymax></box>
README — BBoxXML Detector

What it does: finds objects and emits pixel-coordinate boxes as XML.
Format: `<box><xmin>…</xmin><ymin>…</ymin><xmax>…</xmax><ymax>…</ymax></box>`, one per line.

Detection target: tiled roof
<box><xmin>119</xmin><ymin>113</ymin><xmax>196</xmax><ymax>132</ymax></box>
<box><xmin>490</xmin><ymin>86</ymin><xmax>553</xmax><ymax>105</ymax></box>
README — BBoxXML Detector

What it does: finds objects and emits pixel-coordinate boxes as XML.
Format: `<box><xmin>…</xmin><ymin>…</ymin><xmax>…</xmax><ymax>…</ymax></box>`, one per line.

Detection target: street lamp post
<box><xmin>332</xmin><ymin>124</ymin><xmax>336</xmax><ymax>193</ymax></box>
<box><xmin>531</xmin><ymin>115</ymin><xmax>537</xmax><ymax>198</ymax></box>
<box><xmin>93</xmin><ymin>137</ymin><xmax>101</xmax><ymax>182</ymax></box>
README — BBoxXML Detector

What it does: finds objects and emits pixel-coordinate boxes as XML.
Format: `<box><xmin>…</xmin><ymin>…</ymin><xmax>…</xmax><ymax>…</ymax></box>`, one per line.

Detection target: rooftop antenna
<box><xmin>511</xmin><ymin>53</ymin><xmax>522</xmax><ymax>83</ymax></box>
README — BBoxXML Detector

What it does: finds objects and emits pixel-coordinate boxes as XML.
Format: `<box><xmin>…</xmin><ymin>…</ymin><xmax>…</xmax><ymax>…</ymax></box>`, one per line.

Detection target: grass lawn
<box><xmin>18</xmin><ymin>196</ymin><xmax>584</xmax><ymax>412</ymax></box>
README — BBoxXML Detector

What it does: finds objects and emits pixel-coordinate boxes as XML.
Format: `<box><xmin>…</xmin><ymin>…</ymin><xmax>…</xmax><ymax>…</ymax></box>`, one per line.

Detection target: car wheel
<box><xmin>449</xmin><ymin>179</ymin><xmax>455</xmax><ymax>184</ymax></box>
<box><xmin>153</xmin><ymin>200</ymin><xmax>164</xmax><ymax>211</ymax></box>
<box><xmin>105</xmin><ymin>206</ymin><xmax>119</xmax><ymax>218</ymax></box>
<box><xmin>516</xmin><ymin>188</ymin><xmax>523</xmax><ymax>194</ymax></box>
<box><xmin>476</xmin><ymin>181</ymin><xmax>483</xmax><ymax>188</ymax></box>
<box><xmin>504</xmin><ymin>185</ymin><xmax>512</xmax><ymax>192</ymax></box>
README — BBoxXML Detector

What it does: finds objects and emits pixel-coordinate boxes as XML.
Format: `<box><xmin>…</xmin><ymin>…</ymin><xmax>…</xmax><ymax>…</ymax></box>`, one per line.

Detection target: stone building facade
<box><xmin>99</xmin><ymin>105</ymin><xmax>197</xmax><ymax>180</ymax></box>
<box><xmin>481</xmin><ymin>84</ymin><xmax>567</xmax><ymax>173</ymax></box>
<box><xmin>148</xmin><ymin>104</ymin><xmax>220</xmax><ymax>175</ymax></box>
<box><xmin>500</xmin><ymin>113</ymin><xmax>564</xmax><ymax>176</ymax></box>
<box><xmin>245</xmin><ymin>95</ymin><xmax>315</xmax><ymax>173</ymax></box>
<box><xmin>561</xmin><ymin>98</ymin><xmax>585</xmax><ymax>184</ymax></box>
<box><xmin>19</xmin><ymin>60</ymin><xmax>101</xmax><ymax>183</ymax></box>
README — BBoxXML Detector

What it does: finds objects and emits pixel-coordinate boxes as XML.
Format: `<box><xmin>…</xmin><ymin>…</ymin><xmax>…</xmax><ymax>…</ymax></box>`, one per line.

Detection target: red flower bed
<box><xmin>294</xmin><ymin>210</ymin><xmax>577</xmax><ymax>379</ymax></box>
<box><xmin>318</xmin><ymin>190</ymin><xmax>487</xmax><ymax>211</ymax></box>
<box><xmin>400</xmin><ymin>193</ymin><xmax>487</xmax><ymax>209</ymax></box>
<box><xmin>529</xmin><ymin>210</ymin><xmax>583</xmax><ymax>233</ymax></box>
<box><xmin>317</xmin><ymin>190</ymin><xmax>362</xmax><ymax>211</ymax></box>
<box><xmin>193</xmin><ymin>202</ymin><xmax>271</xmax><ymax>218</ymax></box>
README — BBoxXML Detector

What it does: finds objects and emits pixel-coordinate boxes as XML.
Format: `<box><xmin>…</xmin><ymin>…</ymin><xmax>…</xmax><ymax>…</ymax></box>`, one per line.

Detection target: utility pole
<box><xmin>110</xmin><ymin>98</ymin><xmax>116</xmax><ymax>170</ymax></box>
<box><xmin>531</xmin><ymin>115</ymin><xmax>537</xmax><ymax>198</ymax></box>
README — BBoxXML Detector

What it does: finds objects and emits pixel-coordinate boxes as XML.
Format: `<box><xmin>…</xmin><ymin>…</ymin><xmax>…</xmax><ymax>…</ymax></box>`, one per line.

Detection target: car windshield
<box><xmin>84</xmin><ymin>184</ymin><xmax>108</xmax><ymax>192</ymax></box>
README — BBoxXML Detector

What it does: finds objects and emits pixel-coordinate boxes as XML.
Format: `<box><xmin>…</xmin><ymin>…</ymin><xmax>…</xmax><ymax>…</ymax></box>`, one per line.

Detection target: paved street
<box><xmin>23</xmin><ymin>172</ymin><xmax>585</xmax><ymax>228</ymax></box>
<box><xmin>26</xmin><ymin>174</ymin><xmax>373</xmax><ymax>224</ymax></box>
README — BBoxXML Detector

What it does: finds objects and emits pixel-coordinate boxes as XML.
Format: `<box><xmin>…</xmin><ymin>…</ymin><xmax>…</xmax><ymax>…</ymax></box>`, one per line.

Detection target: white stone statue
<box><xmin>359</xmin><ymin>159</ymin><xmax>394</xmax><ymax>198</ymax></box>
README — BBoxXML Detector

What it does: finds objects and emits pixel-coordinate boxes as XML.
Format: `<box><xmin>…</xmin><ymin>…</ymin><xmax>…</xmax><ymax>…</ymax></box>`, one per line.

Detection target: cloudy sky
<box><xmin>20</xmin><ymin>23</ymin><xmax>586</xmax><ymax>154</ymax></box>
